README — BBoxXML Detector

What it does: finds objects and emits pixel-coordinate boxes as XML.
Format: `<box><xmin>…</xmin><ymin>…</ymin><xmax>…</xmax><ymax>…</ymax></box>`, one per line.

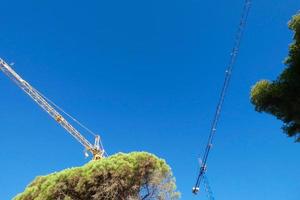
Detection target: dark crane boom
<box><xmin>192</xmin><ymin>0</ymin><xmax>251</xmax><ymax>195</ymax></box>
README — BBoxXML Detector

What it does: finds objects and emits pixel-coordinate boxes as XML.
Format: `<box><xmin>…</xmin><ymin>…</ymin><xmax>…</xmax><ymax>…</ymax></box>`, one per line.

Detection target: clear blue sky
<box><xmin>0</xmin><ymin>0</ymin><xmax>299</xmax><ymax>199</ymax></box>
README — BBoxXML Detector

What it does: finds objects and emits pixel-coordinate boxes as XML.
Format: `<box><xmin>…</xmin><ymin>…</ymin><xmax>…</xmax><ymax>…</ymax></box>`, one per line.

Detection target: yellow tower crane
<box><xmin>0</xmin><ymin>58</ymin><xmax>104</xmax><ymax>160</ymax></box>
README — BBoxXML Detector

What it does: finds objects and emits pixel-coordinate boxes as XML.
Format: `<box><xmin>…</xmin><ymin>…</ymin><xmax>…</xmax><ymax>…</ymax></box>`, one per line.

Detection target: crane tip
<box><xmin>192</xmin><ymin>187</ymin><xmax>200</xmax><ymax>194</ymax></box>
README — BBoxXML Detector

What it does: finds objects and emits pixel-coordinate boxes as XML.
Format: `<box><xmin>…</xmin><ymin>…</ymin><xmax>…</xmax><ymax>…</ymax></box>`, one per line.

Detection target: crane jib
<box><xmin>0</xmin><ymin>59</ymin><xmax>104</xmax><ymax>160</ymax></box>
<box><xmin>192</xmin><ymin>0</ymin><xmax>252</xmax><ymax>196</ymax></box>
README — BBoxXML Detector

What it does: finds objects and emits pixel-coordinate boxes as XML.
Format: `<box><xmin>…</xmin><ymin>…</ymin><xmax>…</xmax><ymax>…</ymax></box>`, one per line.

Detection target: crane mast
<box><xmin>0</xmin><ymin>58</ymin><xmax>104</xmax><ymax>160</ymax></box>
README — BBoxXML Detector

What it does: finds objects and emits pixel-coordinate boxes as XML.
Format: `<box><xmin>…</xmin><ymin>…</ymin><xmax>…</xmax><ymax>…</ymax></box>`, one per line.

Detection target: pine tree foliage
<box><xmin>251</xmin><ymin>13</ymin><xmax>300</xmax><ymax>142</ymax></box>
<box><xmin>14</xmin><ymin>152</ymin><xmax>180</xmax><ymax>200</ymax></box>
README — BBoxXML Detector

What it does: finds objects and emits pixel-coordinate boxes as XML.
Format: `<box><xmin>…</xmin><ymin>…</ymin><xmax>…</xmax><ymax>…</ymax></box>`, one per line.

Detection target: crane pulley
<box><xmin>0</xmin><ymin>58</ymin><xmax>105</xmax><ymax>160</ymax></box>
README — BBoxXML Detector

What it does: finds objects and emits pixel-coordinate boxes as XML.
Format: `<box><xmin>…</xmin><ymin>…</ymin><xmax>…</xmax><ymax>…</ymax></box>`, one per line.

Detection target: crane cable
<box><xmin>193</xmin><ymin>0</ymin><xmax>252</xmax><ymax>194</ymax></box>
<box><xmin>37</xmin><ymin>90</ymin><xmax>97</xmax><ymax>136</ymax></box>
<box><xmin>198</xmin><ymin>158</ymin><xmax>215</xmax><ymax>200</ymax></box>
<box><xmin>203</xmin><ymin>175</ymin><xmax>215</xmax><ymax>200</ymax></box>
<box><xmin>37</xmin><ymin>89</ymin><xmax>107</xmax><ymax>155</ymax></box>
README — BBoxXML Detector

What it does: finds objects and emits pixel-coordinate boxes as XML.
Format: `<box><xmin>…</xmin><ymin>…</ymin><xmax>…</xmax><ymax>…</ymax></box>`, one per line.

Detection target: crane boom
<box><xmin>0</xmin><ymin>58</ymin><xmax>104</xmax><ymax>160</ymax></box>
<box><xmin>192</xmin><ymin>0</ymin><xmax>251</xmax><ymax>195</ymax></box>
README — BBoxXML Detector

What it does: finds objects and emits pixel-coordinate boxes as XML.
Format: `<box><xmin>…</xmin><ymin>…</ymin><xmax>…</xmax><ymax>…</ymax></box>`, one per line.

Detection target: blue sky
<box><xmin>0</xmin><ymin>0</ymin><xmax>299</xmax><ymax>199</ymax></box>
